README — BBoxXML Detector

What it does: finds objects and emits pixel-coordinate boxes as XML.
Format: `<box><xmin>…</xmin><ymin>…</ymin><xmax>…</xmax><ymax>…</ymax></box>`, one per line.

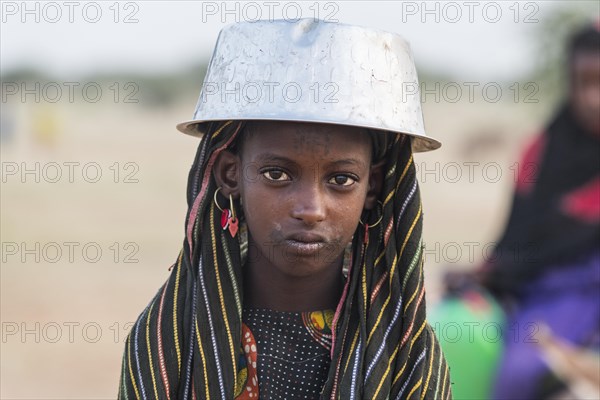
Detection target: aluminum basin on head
<box><xmin>177</xmin><ymin>19</ymin><xmax>440</xmax><ymax>153</ymax></box>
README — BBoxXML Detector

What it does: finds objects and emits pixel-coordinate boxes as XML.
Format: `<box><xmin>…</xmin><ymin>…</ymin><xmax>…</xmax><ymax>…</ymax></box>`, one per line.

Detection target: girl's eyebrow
<box><xmin>254</xmin><ymin>153</ymin><xmax>296</xmax><ymax>165</ymax></box>
<box><xmin>329</xmin><ymin>159</ymin><xmax>367</xmax><ymax>169</ymax></box>
<box><xmin>254</xmin><ymin>153</ymin><xmax>366</xmax><ymax>169</ymax></box>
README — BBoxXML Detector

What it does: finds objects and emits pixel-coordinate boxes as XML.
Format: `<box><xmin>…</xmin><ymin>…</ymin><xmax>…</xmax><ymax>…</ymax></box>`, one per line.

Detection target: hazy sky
<box><xmin>1</xmin><ymin>1</ymin><xmax>596</xmax><ymax>81</ymax></box>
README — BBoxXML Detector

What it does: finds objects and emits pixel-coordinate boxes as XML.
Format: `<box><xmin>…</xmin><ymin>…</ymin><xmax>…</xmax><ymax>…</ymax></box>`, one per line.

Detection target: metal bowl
<box><xmin>177</xmin><ymin>19</ymin><xmax>441</xmax><ymax>152</ymax></box>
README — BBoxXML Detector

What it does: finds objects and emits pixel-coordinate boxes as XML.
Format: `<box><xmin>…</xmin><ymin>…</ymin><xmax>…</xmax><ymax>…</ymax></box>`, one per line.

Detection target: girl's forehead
<box><xmin>240</xmin><ymin>121</ymin><xmax>373</xmax><ymax>158</ymax></box>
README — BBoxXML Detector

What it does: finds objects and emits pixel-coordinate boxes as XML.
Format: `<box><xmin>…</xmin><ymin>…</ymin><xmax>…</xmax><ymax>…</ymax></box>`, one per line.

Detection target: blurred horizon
<box><xmin>1</xmin><ymin>1</ymin><xmax>596</xmax><ymax>80</ymax></box>
<box><xmin>3</xmin><ymin>1</ymin><xmax>597</xmax><ymax>111</ymax></box>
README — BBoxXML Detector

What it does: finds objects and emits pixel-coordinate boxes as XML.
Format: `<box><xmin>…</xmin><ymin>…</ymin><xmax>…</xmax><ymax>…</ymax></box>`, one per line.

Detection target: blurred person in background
<box><xmin>433</xmin><ymin>21</ymin><xmax>599</xmax><ymax>400</ymax></box>
<box><xmin>480</xmin><ymin>21</ymin><xmax>600</xmax><ymax>399</ymax></box>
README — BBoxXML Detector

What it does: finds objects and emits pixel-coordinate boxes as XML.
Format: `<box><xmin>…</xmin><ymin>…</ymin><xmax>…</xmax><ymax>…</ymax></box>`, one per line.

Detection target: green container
<box><xmin>429</xmin><ymin>289</ymin><xmax>506</xmax><ymax>399</ymax></box>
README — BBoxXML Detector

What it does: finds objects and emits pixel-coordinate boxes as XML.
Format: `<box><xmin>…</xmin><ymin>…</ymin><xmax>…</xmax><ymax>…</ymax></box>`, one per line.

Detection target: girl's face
<box><xmin>570</xmin><ymin>51</ymin><xmax>600</xmax><ymax>136</ymax></box>
<box><xmin>236</xmin><ymin>121</ymin><xmax>378</xmax><ymax>279</ymax></box>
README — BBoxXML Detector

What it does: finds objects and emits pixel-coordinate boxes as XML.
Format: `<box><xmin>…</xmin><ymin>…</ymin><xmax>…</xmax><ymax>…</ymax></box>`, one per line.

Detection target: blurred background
<box><xmin>1</xmin><ymin>1</ymin><xmax>598</xmax><ymax>398</ymax></box>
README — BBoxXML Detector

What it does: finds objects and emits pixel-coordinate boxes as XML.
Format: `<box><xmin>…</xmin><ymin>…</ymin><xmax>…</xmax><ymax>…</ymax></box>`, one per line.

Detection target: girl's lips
<box><xmin>286</xmin><ymin>232</ymin><xmax>328</xmax><ymax>243</ymax></box>
<box><xmin>283</xmin><ymin>239</ymin><xmax>327</xmax><ymax>257</ymax></box>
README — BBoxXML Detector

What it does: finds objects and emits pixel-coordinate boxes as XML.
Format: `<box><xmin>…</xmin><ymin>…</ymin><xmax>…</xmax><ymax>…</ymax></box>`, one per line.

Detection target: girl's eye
<box><xmin>329</xmin><ymin>175</ymin><xmax>356</xmax><ymax>186</ymax></box>
<box><xmin>262</xmin><ymin>169</ymin><xmax>290</xmax><ymax>181</ymax></box>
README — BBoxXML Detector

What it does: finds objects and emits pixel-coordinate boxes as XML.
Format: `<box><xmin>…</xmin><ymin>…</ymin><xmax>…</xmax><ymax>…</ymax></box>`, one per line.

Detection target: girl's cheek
<box><xmin>242</xmin><ymin>202</ymin><xmax>253</xmax><ymax>220</ymax></box>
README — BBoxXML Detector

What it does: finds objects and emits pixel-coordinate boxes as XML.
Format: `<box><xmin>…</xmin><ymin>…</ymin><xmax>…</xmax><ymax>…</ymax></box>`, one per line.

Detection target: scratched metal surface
<box><xmin>177</xmin><ymin>19</ymin><xmax>441</xmax><ymax>152</ymax></box>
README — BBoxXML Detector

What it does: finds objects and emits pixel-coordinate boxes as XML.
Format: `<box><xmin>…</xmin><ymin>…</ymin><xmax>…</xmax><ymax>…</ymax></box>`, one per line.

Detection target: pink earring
<box><xmin>214</xmin><ymin>187</ymin><xmax>239</xmax><ymax>237</ymax></box>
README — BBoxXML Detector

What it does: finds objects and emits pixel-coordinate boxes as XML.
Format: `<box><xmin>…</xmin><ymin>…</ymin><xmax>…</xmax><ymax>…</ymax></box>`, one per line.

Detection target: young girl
<box><xmin>119</xmin><ymin>20</ymin><xmax>451</xmax><ymax>399</ymax></box>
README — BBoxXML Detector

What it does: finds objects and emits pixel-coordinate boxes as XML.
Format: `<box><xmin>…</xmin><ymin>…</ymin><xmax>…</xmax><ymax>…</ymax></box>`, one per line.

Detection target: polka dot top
<box><xmin>236</xmin><ymin>308</ymin><xmax>334</xmax><ymax>399</ymax></box>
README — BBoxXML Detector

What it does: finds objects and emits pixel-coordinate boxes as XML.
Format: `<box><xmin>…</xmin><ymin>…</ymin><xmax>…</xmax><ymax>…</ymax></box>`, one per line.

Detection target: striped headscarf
<box><xmin>119</xmin><ymin>120</ymin><xmax>452</xmax><ymax>399</ymax></box>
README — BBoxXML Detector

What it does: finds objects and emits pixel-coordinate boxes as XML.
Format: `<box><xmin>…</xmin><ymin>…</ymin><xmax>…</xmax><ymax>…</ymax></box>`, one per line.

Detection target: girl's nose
<box><xmin>290</xmin><ymin>184</ymin><xmax>326</xmax><ymax>225</ymax></box>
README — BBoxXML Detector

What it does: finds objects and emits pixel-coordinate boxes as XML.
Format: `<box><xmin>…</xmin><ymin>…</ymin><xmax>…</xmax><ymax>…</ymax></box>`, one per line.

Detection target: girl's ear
<box><xmin>212</xmin><ymin>150</ymin><xmax>241</xmax><ymax>198</ymax></box>
<box><xmin>364</xmin><ymin>159</ymin><xmax>385</xmax><ymax>210</ymax></box>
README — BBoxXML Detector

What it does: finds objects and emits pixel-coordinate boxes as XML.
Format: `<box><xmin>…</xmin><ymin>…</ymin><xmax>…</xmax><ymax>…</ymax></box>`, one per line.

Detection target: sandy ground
<box><xmin>1</xmin><ymin>96</ymin><xmax>544</xmax><ymax>398</ymax></box>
